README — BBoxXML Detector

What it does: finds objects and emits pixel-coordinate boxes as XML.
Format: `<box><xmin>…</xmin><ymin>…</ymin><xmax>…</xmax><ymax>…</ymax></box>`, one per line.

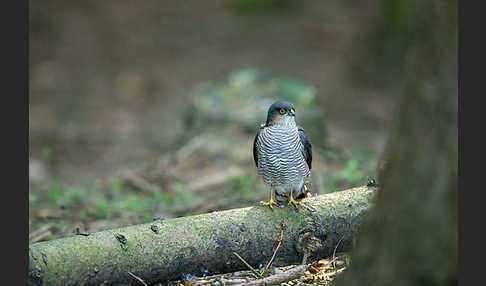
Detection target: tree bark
<box><xmin>29</xmin><ymin>186</ymin><xmax>375</xmax><ymax>286</ymax></box>
<box><xmin>333</xmin><ymin>1</ymin><xmax>457</xmax><ymax>286</ymax></box>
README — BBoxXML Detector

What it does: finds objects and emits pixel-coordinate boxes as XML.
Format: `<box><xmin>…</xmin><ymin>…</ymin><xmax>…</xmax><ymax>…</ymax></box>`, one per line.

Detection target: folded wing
<box><xmin>297</xmin><ymin>126</ymin><xmax>312</xmax><ymax>170</ymax></box>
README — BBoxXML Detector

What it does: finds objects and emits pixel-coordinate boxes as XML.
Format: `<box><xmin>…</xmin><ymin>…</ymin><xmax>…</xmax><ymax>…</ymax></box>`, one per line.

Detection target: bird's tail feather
<box><xmin>274</xmin><ymin>183</ymin><xmax>310</xmax><ymax>203</ymax></box>
<box><xmin>294</xmin><ymin>184</ymin><xmax>307</xmax><ymax>200</ymax></box>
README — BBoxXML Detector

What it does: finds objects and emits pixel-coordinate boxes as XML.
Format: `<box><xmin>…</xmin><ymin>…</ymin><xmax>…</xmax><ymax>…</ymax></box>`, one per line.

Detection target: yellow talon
<box><xmin>261</xmin><ymin>186</ymin><xmax>278</xmax><ymax>209</ymax></box>
<box><xmin>260</xmin><ymin>199</ymin><xmax>278</xmax><ymax>209</ymax></box>
<box><xmin>288</xmin><ymin>189</ymin><xmax>305</xmax><ymax>209</ymax></box>
<box><xmin>288</xmin><ymin>196</ymin><xmax>305</xmax><ymax>208</ymax></box>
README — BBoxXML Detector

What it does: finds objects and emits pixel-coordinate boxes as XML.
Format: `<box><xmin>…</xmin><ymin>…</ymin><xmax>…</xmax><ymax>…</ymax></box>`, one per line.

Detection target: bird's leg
<box><xmin>260</xmin><ymin>186</ymin><xmax>278</xmax><ymax>208</ymax></box>
<box><xmin>288</xmin><ymin>188</ymin><xmax>305</xmax><ymax>209</ymax></box>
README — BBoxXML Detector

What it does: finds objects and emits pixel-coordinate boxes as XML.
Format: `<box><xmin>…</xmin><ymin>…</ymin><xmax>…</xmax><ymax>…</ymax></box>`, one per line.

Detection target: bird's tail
<box><xmin>275</xmin><ymin>193</ymin><xmax>288</xmax><ymax>203</ymax></box>
<box><xmin>275</xmin><ymin>183</ymin><xmax>311</xmax><ymax>203</ymax></box>
<box><xmin>295</xmin><ymin>182</ymin><xmax>311</xmax><ymax>200</ymax></box>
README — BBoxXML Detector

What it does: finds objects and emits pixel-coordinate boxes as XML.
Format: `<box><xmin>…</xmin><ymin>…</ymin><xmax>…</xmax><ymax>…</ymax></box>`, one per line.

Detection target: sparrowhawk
<box><xmin>253</xmin><ymin>101</ymin><xmax>312</xmax><ymax>208</ymax></box>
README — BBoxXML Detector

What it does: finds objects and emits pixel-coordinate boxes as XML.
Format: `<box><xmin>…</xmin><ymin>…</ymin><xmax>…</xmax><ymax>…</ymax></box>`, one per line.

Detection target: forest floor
<box><xmin>156</xmin><ymin>253</ymin><xmax>351</xmax><ymax>286</ymax></box>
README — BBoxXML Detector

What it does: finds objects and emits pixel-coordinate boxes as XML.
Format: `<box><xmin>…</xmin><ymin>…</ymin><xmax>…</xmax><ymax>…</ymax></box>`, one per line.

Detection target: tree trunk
<box><xmin>29</xmin><ymin>186</ymin><xmax>376</xmax><ymax>286</ymax></box>
<box><xmin>333</xmin><ymin>1</ymin><xmax>457</xmax><ymax>286</ymax></box>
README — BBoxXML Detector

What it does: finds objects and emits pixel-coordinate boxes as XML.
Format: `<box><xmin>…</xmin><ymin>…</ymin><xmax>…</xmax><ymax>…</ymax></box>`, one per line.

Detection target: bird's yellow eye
<box><xmin>279</xmin><ymin>108</ymin><xmax>286</xmax><ymax>115</ymax></box>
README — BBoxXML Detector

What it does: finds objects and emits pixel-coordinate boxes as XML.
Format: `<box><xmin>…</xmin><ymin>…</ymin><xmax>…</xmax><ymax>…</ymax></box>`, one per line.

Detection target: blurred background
<box><xmin>29</xmin><ymin>0</ymin><xmax>400</xmax><ymax>241</ymax></box>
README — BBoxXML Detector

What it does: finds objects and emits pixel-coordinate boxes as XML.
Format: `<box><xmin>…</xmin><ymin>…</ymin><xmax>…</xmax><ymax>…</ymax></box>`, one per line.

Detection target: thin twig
<box><xmin>263</xmin><ymin>219</ymin><xmax>286</xmax><ymax>274</ymax></box>
<box><xmin>234</xmin><ymin>265</ymin><xmax>307</xmax><ymax>286</ymax></box>
<box><xmin>332</xmin><ymin>235</ymin><xmax>345</xmax><ymax>271</ymax></box>
<box><xmin>225</xmin><ymin>278</ymin><xmax>248</xmax><ymax>285</ymax></box>
<box><xmin>233</xmin><ymin>252</ymin><xmax>264</xmax><ymax>279</ymax></box>
<box><xmin>127</xmin><ymin>271</ymin><xmax>149</xmax><ymax>286</ymax></box>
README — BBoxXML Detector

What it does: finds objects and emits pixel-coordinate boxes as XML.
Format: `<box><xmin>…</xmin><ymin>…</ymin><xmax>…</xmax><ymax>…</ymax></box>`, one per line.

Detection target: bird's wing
<box><xmin>253</xmin><ymin>125</ymin><xmax>264</xmax><ymax>167</ymax></box>
<box><xmin>298</xmin><ymin>126</ymin><xmax>312</xmax><ymax>170</ymax></box>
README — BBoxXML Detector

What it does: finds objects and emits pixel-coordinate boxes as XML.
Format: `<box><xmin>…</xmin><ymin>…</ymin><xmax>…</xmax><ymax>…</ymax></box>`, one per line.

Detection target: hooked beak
<box><xmin>288</xmin><ymin>109</ymin><xmax>295</xmax><ymax>117</ymax></box>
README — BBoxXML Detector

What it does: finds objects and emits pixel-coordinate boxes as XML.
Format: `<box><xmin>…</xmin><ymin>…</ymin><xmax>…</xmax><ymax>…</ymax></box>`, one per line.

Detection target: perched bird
<box><xmin>253</xmin><ymin>101</ymin><xmax>312</xmax><ymax>208</ymax></box>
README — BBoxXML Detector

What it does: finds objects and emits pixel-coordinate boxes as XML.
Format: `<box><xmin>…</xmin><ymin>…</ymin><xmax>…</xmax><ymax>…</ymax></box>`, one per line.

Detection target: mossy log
<box><xmin>29</xmin><ymin>186</ymin><xmax>376</xmax><ymax>286</ymax></box>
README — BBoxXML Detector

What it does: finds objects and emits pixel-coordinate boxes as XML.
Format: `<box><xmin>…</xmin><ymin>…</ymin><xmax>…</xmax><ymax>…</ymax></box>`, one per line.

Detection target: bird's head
<box><xmin>265</xmin><ymin>101</ymin><xmax>296</xmax><ymax>126</ymax></box>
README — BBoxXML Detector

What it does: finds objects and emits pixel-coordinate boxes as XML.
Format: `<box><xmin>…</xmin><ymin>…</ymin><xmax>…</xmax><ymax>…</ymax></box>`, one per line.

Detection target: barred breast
<box><xmin>256</xmin><ymin>123</ymin><xmax>310</xmax><ymax>188</ymax></box>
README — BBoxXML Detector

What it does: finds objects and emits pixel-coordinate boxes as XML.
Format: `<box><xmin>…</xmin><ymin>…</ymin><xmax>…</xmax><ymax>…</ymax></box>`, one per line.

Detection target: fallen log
<box><xmin>28</xmin><ymin>186</ymin><xmax>376</xmax><ymax>286</ymax></box>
